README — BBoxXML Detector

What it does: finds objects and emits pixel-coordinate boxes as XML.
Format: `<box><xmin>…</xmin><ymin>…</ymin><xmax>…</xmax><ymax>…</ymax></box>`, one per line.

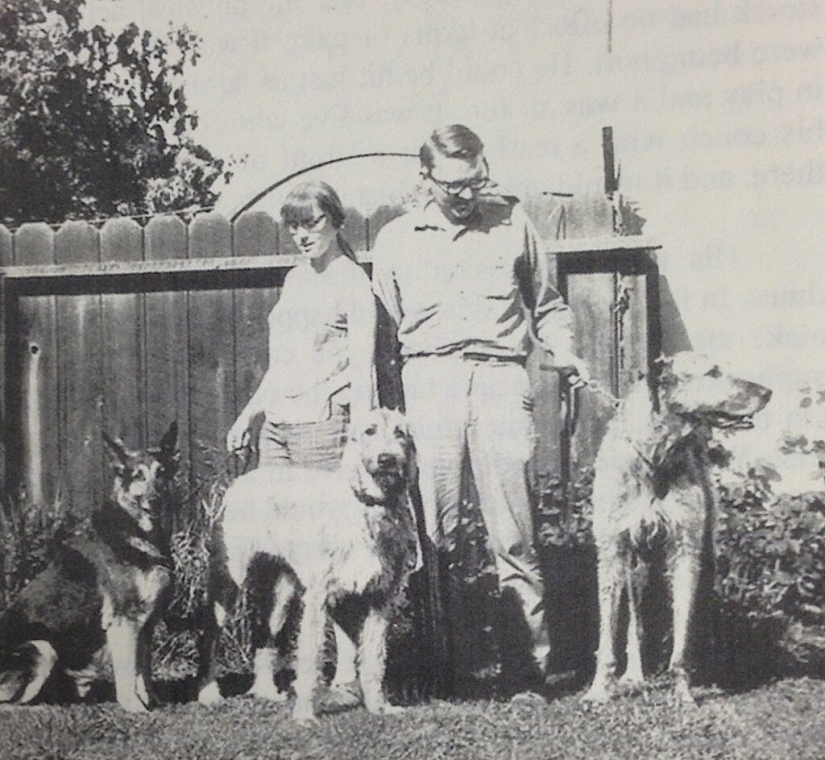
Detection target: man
<box><xmin>372</xmin><ymin>124</ymin><xmax>588</xmax><ymax>694</ymax></box>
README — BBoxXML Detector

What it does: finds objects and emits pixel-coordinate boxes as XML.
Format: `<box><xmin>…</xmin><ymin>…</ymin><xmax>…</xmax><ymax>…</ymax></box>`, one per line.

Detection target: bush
<box><xmin>715</xmin><ymin>468</ymin><xmax>825</xmax><ymax>678</ymax></box>
<box><xmin>0</xmin><ymin>489</ymin><xmax>87</xmax><ymax>610</ymax></box>
<box><xmin>156</xmin><ymin>474</ymin><xmax>254</xmax><ymax>682</ymax></box>
<box><xmin>711</xmin><ymin>386</ymin><xmax>825</xmax><ymax>680</ymax></box>
<box><xmin>535</xmin><ymin>469</ymin><xmax>595</xmax><ymax>552</ymax></box>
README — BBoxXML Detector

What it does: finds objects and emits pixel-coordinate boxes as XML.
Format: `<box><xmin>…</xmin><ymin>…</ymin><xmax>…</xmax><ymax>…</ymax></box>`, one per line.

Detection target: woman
<box><xmin>226</xmin><ymin>180</ymin><xmax>376</xmax><ymax>700</ymax></box>
<box><xmin>226</xmin><ymin>180</ymin><xmax>376</xmax><ymax>468</ymax></box>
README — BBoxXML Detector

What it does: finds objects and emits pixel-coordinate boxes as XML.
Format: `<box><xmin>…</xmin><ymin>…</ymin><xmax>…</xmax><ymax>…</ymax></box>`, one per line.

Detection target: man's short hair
<box><xmin>419</xmin><ymin>124</ymin><xmax>484</xmax><ymax>171</ymax></box>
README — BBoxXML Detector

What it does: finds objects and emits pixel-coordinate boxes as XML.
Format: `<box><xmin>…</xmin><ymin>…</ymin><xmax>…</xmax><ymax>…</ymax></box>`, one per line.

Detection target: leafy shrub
<box><xmin>716</xmin><ymin>474</ymin><xmax>825</xmax><ymax>624</ymax></box>
<box><xmin>0</xmin><ymin>489</ymin><xmax>86</xmax><ymax>609</ymax></box>
<box><xmin>780</xmin><ymin>387</ymin><xmax>825</xmax><ymax>472</ymax></box>
<box><xmin>712</xmin><ymin>386</ymin><xmax>825</xmax><ymax>678</ymax></box>
<box><xmin>535</xmin><ymin>469</ymin><xmax>595</xmax><ymax>551</ymax></box>
<box><xmin>155</xmin><ymin>474</ymin><xmax>254</xmax><ymax>681</ymax></box>
<box><xmin>715</xmin><ymin>470</ymin><xmax>825</xmax><ymax>677</ymax></box>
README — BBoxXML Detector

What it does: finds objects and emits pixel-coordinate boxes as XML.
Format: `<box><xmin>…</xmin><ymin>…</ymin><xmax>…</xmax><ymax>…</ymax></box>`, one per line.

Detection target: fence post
<box><xmin>0</xmin><ymin>271</ymin><xmax>6</xmax><ymax>487</ymax></box>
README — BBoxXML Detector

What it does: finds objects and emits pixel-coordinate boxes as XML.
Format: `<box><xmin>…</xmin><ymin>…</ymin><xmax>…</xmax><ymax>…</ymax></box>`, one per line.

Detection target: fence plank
<box><xmin>342</xmin><ymin>206</ymin><xmax>368</xmax><ymax>255</ymax></box>
<box><xmin>144</xmin><ymin>216</ymin><xmax>190</xmax><ymax>485</ymax></box>
<box><xmin>14</xmin><ymin>224</ymin><xmax>58</xmax><ymax>506</ymax></box>
<box><xmin>55</xmin><ymin>221</ymin><xmax>103</xmax><ymax>513</ymax></box>
<box><xmin>367</xmin><ymin>204</ymin><xmax>406</xmax><ymax>250</ymax></box>
<box><xmin>528</xmin><ymin>350</ymin><xmax>562</xmax><ymax>485</ymax></box>
<box><xmin>566</xmin><ymin>273</ymin><xmax>618</xmax><ymax>469</ymax></box>
<box><xmin>618</xmin><ymin>273</ymin><xmax>649</xmax><ymax>396</ymax></box>
<box><xmin>0</xmin><ymin>225</ymin><xmax>10</xmax><ymax>266</ymax></box>
<box><xmin>100</xmin><ymin>219</ymin><xmax>145</xmax><ymax>449</ymax></box>
<box><xmin>0</xmin><ymin>226</ymin><xmax>10</xmax><ymax>484</ymax></box>
<box><xmin>563</xmin><ymin>191</ymin><xmax>615</xmax><ymax>239</ymax></box>
<box><xmin>522</xmin><ymin>193</ymin><xmax>569</xmax><ymax>245</ymax></box>
<box><xmin>232</xmin><ymin>211</ymin><xmax>280</xmax><ymax>470</ymax></box>
<box><xmin>187</xmin><ymin>213</ymin><xmax>234</xmax><ymax>486</ymax></box>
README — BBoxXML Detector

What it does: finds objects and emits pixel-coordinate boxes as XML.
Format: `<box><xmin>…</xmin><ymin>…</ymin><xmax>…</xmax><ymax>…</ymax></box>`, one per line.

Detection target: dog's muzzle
<box><xmin>705</xmin><ymin>411</ymin><xmax>757</xmax><ymax>430</ymax></box>
<box><xmin>371</xmin><ymin>454</ymin><xmax>407</xmax><ymax>493</ymax></box>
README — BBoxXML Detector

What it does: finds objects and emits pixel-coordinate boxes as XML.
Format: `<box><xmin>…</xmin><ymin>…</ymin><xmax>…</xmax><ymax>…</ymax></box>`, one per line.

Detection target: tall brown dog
<box><xmin>582</xmin><ymin>353</ymin><xmax>771</xmax><ymax>705</ymax></box>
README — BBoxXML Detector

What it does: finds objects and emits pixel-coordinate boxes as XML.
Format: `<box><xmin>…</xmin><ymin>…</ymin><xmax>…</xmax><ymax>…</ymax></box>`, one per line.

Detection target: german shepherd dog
<box><xmin>0</xmin><ymin>422</ymin><xmax>178</xmax><ymax>712</ymax></box>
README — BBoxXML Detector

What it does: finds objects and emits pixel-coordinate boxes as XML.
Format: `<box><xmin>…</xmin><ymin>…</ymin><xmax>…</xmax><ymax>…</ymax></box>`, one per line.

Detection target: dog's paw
<box><xmin>249</xmin><ymin>682</ymin><xmax>289</xmax><ymax>702</ymax></box>
<box><xmin>618</xmin><ymin>673</ymin><xmax>645</xmax><ymax>693</ymax></box>
<box><xmin>119</xmin><ymin>695</ymin><xmax>150</xmax><ymax>714</ymax></box>
<box><xmin>671</xmin><ymin>681</ymin><xmax>697</xmax><ymax>709</ymax></box>
<box><xmin>135</xmin><ymin>676</ymin><xmax>158</xmax><ymax>709</ymax></box>
<box><xmin>326</xmin><ymin>682</ymin><xmax>362</xmax><ymax>709</ymax></box>
<box><xmin>580</xmin><ymin>685</ymin><xmax>612</xmax><ymax>705</ymax></box>
<box><xmin>368</xmin><ymin>701</ymin><xmax>404</xmax><ymax>716</ymax></box>
<box><xmin>291</xmin><ymin>703</ymin><xmax>318</xmax><ymax>724</ymax></box>
<box><xmin>198</xmin><ymin>682</ymin><xmax>223</xmax><ymax>707</ymax></box>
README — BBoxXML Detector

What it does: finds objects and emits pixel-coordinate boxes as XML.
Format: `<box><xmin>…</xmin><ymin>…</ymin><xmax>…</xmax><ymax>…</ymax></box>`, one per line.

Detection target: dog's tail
<box><xmin>0</xmin><ymin>640</ymin><xmax>57</xmax><ymax>705</ymax></box>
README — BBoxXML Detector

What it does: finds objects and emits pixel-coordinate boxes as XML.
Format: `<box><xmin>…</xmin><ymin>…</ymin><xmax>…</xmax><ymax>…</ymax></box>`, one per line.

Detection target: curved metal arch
<box><xmin>230</xmin><ymin>152</ymin><xmax>419</xmax><ymax>222</ymax></box>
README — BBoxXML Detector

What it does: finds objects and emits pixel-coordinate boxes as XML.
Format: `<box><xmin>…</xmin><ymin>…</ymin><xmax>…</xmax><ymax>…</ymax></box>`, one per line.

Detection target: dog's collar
<box><xmin>94</xmin><ymin>500</ymin><xmax>171</xmax><ymax>569</ymax></box>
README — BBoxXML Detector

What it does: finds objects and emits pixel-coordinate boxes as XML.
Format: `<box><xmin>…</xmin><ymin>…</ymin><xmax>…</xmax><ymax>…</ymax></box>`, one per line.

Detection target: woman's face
<box><xmin>287</xmin><ymin>203</ymin><xmax>337</xmax><ymax>261</ymax></box>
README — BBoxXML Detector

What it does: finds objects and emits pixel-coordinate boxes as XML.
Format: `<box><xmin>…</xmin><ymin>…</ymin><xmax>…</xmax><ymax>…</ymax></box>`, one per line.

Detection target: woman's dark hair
<box><xmin>281</xmin><ymin>180</ymin><xmax>346</xmax><ymax>229</ymax></box>
<box><xmin>281</xmin><ymin>180</ymin><xmax>355</xmax><ymax>260</ymax></box>
<box><xmin>419</xmin><ymin>124</ymin><xmax>484</xmax><ymax>172</ymax></box>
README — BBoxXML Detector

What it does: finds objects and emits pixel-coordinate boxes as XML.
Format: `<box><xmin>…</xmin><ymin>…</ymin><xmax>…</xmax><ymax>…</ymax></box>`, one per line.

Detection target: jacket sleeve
<box><xmin>521</xmin><ymin>210</ymin><xmax>576</xmax><ymax>362</ymax></box>
<box><xmin>370</xmin><ymin>228</ymin><xmax>403</xmax><ymax>327</ymax></box>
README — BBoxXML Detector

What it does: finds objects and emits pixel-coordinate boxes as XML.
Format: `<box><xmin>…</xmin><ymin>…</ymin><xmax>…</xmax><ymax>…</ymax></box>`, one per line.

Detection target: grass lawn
<box><xmin>1</xmin><ymin>676</ymin><xmax>824</xmax><ymax>760</ymax></box>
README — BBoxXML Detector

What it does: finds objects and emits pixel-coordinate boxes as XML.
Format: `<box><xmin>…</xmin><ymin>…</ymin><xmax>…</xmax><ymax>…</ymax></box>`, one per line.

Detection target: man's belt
<box><xmin>461</xmin><ymin>351</ymin><xmax>526</xmax><ymax>366</ymax></box>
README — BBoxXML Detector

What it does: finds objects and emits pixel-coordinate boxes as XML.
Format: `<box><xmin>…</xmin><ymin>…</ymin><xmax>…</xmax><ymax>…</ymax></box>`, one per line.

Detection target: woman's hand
<box><xmin>226</xmin><ymin>416</ymin><xmax>252</xmax><ymax>453</ymax></box>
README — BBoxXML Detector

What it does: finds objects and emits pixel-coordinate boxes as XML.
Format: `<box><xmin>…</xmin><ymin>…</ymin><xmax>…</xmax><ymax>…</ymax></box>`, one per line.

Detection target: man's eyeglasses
<box><xmin>287</xmin><ymin>214</ymin><xmax>326</xmax><ymax>234</ymax></box>
<box><xmin>427</xmin><ymin>159</ymin><xmax>490</xmax><ymax>196</ymax></box>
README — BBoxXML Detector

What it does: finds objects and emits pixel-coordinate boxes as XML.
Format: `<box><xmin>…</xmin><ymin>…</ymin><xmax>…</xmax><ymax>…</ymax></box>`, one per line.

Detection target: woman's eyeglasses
<box><xmin>427</xmin><ymin>159</ymin><xmax>490</xmax><ymax>196</ymax></box>
<box><xmin>287</xmin><ymin>214</ymin><xmax>327</xmax><ymax>234</ymax></box>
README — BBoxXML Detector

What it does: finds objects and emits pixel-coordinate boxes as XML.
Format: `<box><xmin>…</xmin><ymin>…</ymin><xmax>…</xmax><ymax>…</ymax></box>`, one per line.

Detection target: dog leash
<box><xmin>585</xmin><ymin>379</ymin><xmax>622</xmax><ymax>409</ymax></box>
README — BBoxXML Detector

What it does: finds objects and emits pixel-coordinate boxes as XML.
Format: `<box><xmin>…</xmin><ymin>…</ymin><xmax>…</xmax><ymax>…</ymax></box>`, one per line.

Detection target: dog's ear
<box><xmin>401</xmin><ymin>423</ymin><xmax>418</xmax><ymax>486</ymax></box>
<box><xmin>341</xmin><ymin>438</ymin><xmax>385</xmax><ymax>505</ymax></box>
<box><xmin>158</xmin><ymin>420</ymin><xmax>178</xmax><ymax>452</ymax></box>
<box><xmin>154</xmin><ymin>421</ymin><xmax>180</xmax><ymax>477</ymax></box>
<box><xmin>102</xmin><ymin>432</ymin><xmax>130</xmax><ymax>470</ymax></box>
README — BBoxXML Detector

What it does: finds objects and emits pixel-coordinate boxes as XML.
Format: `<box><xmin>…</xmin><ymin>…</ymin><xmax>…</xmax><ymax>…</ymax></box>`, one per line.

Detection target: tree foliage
<box><xmin>0</xmin><ymin>0</ymin><xmax>230</xmax><ymax>225</ymax></box>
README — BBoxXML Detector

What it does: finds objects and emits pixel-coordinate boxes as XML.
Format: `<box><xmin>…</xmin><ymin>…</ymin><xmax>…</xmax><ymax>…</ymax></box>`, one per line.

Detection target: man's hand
<box><xmin>553</xmin><ymin>351</ymin><xmax>590</xmax><ymax>390</ymax></box>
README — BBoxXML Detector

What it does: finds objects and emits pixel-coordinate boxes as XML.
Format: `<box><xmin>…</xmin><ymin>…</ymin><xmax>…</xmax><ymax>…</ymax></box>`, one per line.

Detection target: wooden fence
<box><xmin>0</xmin><ymin>193</ymin><xmax>661</xmax><ymax>516</ymax></box>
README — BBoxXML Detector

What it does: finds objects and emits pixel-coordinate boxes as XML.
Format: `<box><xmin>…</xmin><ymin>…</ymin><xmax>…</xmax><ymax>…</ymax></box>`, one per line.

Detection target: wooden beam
<box><xmin>1</xmin><ymin>254</ymin><xmax>302</xmax><ymax>281</ymax></box>
<box><xmin>0</xmin><ymin>236</ymin><xmax>660</xmax><ymax>302</ymax></box>
<box><xmin>548</xmin><ymin>235</ymin><xmax>661</xmax><ymax>254</ymax></box>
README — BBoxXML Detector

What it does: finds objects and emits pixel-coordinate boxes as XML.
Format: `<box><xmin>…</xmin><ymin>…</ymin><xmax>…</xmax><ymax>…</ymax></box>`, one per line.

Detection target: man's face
<box><xmin>424</xmin><ymin>152</ymin><xmax>489</xmax><ymax>224</ymax></box>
